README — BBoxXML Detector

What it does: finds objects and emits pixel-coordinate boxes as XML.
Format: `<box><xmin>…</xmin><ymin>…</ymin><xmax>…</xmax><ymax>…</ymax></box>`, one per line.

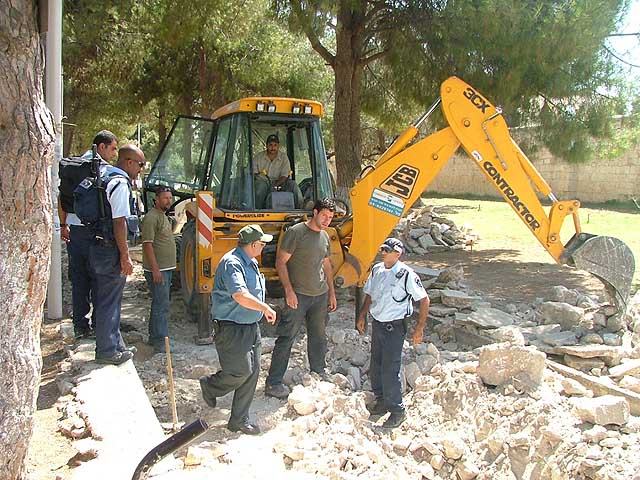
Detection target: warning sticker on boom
<box><xmin>369</xmin><ymin>188</ymin><xmax>405</xmax><ymax>217</ymax></box>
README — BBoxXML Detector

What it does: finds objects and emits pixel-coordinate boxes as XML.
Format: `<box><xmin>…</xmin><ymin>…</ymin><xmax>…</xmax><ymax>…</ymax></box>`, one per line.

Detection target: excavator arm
<box><xmin>334</xmin><ymin>77</ymin><xmax>635</xmax><ymax>308</ymax></box>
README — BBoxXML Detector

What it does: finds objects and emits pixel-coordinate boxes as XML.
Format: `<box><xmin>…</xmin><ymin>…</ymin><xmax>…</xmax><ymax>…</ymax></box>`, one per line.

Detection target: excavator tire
<box><xmin>565</xmin><ymin>234</ymin><xmax>635</xmax><ymax>310</ymax></box>
<box><xmin>179</xmin><ymin>220</ymin><xmax>199</xmax><ymax>322</ymax></box>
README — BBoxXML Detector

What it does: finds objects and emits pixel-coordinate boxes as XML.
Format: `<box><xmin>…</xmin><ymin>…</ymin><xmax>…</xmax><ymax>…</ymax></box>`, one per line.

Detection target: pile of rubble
<box><xmin>51</xmin><ymin>256</ymin><xmax>640</xmax><ymax>479</ymax></box>
<box><xmin>392</xmin><ymin>205</ymin><xmax>477</xmax><ymax>255</ymax></box>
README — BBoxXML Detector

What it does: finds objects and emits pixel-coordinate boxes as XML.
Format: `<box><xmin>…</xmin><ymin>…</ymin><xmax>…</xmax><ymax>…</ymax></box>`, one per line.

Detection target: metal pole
<box><xmin>45</xmin><ymin>0</ymin><xmax>63</xmax><ymax>319</ymax></box>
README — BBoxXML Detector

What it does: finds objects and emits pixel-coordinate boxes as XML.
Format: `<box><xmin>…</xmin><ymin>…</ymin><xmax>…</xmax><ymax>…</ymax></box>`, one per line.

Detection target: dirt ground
<box><xmin>418</xmin><ymin>245</ymin><xmax>607</xmax><ymax>307</ymax></box>
<box><xmin>24</xmin><ymin>237</ymin><xmax>612</xmax><ymax>479</ymax></box>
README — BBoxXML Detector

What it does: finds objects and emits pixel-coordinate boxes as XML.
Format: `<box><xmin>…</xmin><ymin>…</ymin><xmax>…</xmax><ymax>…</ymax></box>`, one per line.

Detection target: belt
<box><xmin>375</xmin><ymin>318</ymin><xmax>407</xmax><ymax>332</ymax></box>
<box><xmin>213</xmin><ymin>320</ymin><xmax>257</xmax><ymax>326</ymax></box>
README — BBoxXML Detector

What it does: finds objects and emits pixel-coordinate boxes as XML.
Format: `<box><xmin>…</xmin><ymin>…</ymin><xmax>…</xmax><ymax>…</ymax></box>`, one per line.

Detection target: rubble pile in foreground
<box><xmin>51</xmin><ymin>240</ymin><xmax>640</xmax><ymax>480</ymax></box>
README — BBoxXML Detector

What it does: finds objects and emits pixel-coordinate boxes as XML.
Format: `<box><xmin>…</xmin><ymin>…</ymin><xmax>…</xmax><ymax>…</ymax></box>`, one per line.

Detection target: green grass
<box><xmin>423</xmin><ymin>196</ymin><xmax>640</xmax><ymax>290</ymax></box>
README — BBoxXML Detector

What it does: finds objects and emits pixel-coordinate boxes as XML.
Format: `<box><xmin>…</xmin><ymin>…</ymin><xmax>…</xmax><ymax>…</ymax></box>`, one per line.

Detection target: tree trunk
<box><xmin>333</xmin><ymin>1</ymin><xmax>365</xmax><ymax>191</ymax></box>
<box><xmin>0</xmin><ymin>1</ymin><xmax>55</xmax><ymax>478</ymax></box>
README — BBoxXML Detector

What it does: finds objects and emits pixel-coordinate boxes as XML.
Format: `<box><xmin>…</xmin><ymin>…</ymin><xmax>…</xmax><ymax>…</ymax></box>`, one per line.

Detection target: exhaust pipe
<box><xmin>131</xmin><ymin>418</ymin><xmax>209</xmax><ymax>480</ymax></box>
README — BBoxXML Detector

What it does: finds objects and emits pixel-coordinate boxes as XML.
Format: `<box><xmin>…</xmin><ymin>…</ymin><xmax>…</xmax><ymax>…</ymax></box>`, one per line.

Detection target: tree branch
<box><xmin>362</xmin><ymin>49</ymin><xmax>387</xmax><ymax>66</ymax></box>
<box><xmin>291</xmin><ymin>0</ymin><xmax>335</xmax><ymax>67</ymax></box>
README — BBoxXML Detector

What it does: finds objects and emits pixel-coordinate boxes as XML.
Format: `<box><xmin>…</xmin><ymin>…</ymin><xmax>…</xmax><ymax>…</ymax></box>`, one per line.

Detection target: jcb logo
<box><xmin>380</xmin><ymin>165</ymin><xmax>419</xmax><ymax>199</ymax></box>
<box><xmin>463</xmin><ymin>87</ymin><xmax>489</xmax><ymax>113</ymax></box>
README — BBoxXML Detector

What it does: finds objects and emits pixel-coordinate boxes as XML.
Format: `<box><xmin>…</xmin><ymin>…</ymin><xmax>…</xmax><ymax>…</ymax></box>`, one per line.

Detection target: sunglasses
<box><xmin>380</xmin><ymin>246</ymin><xmax>393</xmax><ymax>253</ymax></box>
<box><xmin>129</xmin><ymin>158</ymin><xmax>146</xmax><ymax>168</ymax></box>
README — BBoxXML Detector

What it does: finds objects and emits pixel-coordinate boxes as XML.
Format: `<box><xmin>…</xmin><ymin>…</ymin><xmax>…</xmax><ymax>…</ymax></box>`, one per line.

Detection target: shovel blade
<box><xmin>563</xmin><ymin>234</ymin><xmax>635</xmax><ymax>310</ymax></box>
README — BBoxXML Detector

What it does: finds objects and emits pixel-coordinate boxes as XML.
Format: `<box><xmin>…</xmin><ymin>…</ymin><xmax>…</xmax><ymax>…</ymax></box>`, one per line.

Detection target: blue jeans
<box><xmin>144</xmin><ymin>270</ymin><xmax>172</xmax><ymax>347</ymax></box>
<box><xmin>266</xmin><ymin>291</ymin><xmax>328</xmax><ymax>386</ymax></box>
<box><xmin>67</xmin><ymin>226</ymin><xmax>96</xmax><ymax>332</ymax></box>
<box><xmin>89</xmin><ymin>241</ymin><xmax>126</xmax><ymax>358</ymax></box>
<box><xmin>370</xmin><ymin>318</ymin><xmax>407</xmax><ymax>413</ymax></box>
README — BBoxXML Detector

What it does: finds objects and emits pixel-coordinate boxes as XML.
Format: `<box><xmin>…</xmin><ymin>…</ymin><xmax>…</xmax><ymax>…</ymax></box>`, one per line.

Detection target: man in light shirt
<box><xmin>356</xmin><ymin>238</ymin><xmax>430</xmax><ymax>428</ymax></box>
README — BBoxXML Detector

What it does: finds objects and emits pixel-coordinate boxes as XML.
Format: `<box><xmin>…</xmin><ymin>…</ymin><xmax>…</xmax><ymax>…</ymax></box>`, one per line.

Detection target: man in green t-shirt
<box><xmin>265</xmin><ymin>198</ymin><xmax>337</xmax><ymax>399</ymax></box>
<box><xmin>141</xmin><ymin>186</ymin><xmax>176</xmax><ymax>353</ymax></box>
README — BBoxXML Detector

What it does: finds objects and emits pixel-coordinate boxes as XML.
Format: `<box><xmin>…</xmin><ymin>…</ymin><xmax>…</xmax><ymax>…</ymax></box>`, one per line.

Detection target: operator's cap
<box><xmin>380</xmin><ymin>238</ymin><xmax>404</xmax><ymax>253</ymax></box>
<box><xmin>238</xmin><ymin>224</ymin><xmax>273</xmax><ymax>245</ymax></box>
<box><xmin>266</xmin><ymin>134</ymin><xmax>280</xmax><ymax>144</ymax></box>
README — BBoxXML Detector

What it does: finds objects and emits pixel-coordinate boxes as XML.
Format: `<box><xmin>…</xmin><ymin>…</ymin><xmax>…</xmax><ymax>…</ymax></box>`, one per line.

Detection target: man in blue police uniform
<box><xmin>59</xmin><ymin>130</ymin><xmax>118</xmax><ymax>340</ymax></box>
<box><xmin>356</xmin><ymin>238</ymin><xmax>430</xmax><ymax>428</ymax></box>
<box><xmin>89</xmin><ymin>144</ymin><xmax>144</xmax><ymax>365</ymax></box>
<box><xmin>199</xmin><ymin>225</ymin><xmax>277</xmax><ymax>435</ymax></box>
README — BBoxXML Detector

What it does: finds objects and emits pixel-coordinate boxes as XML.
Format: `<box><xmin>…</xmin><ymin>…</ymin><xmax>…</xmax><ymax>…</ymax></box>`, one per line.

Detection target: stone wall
<box><xmin>427</xmin><ymin>145</ymin><xmax>640</xmax><ymax>203</ymax></box>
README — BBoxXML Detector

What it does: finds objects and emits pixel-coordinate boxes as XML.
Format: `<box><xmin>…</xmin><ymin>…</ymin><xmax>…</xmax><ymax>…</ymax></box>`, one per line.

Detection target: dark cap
<box><xmin>266</xmin><ymin>134</ymin><xmax>280</xmax><ymax>144</ymax></box>
<box><xmin>238</xmin><ymin>224</ymin><xmax>273</xmax><ymax>245</ymax></box>
<box><xmin>381</xmin><ymin>237</ymin><xmax>404</xmax><ymax>253</ymax></box>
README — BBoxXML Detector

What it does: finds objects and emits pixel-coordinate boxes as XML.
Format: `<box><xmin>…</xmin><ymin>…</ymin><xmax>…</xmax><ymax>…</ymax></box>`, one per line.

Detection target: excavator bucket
<box><xmin>562</xmin><ymin>233</ymin><xmax>635</xmax><ymax>310</ymax></box>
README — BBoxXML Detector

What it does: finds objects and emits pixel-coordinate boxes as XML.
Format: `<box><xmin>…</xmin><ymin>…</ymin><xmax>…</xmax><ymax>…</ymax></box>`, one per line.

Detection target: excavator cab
<box><xmin>144</xmin><ymin>101</ymin><xmax>334</xmax><ymax>214</ymax></box>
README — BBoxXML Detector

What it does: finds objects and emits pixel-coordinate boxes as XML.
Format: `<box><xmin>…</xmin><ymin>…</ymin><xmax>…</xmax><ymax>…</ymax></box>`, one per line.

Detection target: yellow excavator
<box><xmin>144</xmin><ymin>77</ymin><xmax>635</xmax><ymax>343</ymax></box>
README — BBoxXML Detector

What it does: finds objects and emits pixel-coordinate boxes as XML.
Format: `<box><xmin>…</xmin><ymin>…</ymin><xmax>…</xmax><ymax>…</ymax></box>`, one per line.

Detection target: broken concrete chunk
<box><xmin>412</xmin><ymin>265</ymin><xmax>441</xmax><ymax>278</ymax></box>
<box><xmin>563</xmin><ymin>355</ymin><xmax>605</xmax><ymax>372</ymax></box>
<box><xmin>538</xmin><ymin>301</ymin><xmax>585</xmax><ymax>330</ymax></box>
<box><xmin>429</xmin><ymin>304</ymin><xmax>458</xmax><ymax>317</ymax></box>
<box><xmin>580</xmin><ymin>333</ymin><xmax>604</xmax><ymax>345</ymax></box>
<box><xmin>555</xmin><ymin>345</ymin><xmax>623</xmax><ymax>363</ymax></box>
<box><xmin>429</xmin><ymin>454</ymin><xmax>445</xmax><ymax>470</ymax></box>
<box><xmin>288</xmin><ymin>386</ymin><xmax>318</xmax><ymax>416</ymax></box>
<box><xmin>485</xmin><ymin>326</ymin><xmax>525</xmax><ymax>345</ymax></box>
<box><xmin>456</xmin><ymin>307</ymin><xmax>515</xmax><ymax>329</ymax></box>
<box><xmin>442</xmin><ymin>436</ymin><xmax>465</xmax><ymax>460</ymax></box>
<box><xmin>539</xmin><ymin>330</ymin><xmax>578</xmax><ymax>347</ymax></box>
<box><xmin>418</xmin><ymin>234</ymin><xmax>436</xmax><ymax>249</ymax></box>
<box><xmin>416</xmin><ymin>355</ymin><xmax>438</xmax><ymax>375</ymax></box>
<box><xmin>602</xmin><ymin>333</ymin><xmax>622</xmax><ymax>346</ymax></box>
<box><xmin>477</xmin><ymin>343</ymin><xmax>546</xmax><ymax>387</ymax></box>
<box><xmin>573</xmin><ymin>395</ymin><xmax>630</xmax><ymax>426</ymax></box>
<box><xmin>609</xmin><ymin>359</ymin><xmax>640</xmax><ymax>378</ymax></box>
<box><xmin>455</xmin><ymin>460</ymin><xmax>480</xmax><ymax>480</ymax></box>
<box><xmin>184</xmin><ymin>446</ymin><xmax>207</xmax><ymax>466</ymax></box>
<box><xmin>436</xmin><ymin>265</ymin><xmax>464</xmax><ymax>284</ymax></box>
<box><xmin>619</xmin><ymin>376</ymin><xmax>640</xmax><ymax>394</ymax></box>
<box><xmin>583</xmin><ymin>425</ymin><xmax>608</xmax><ymax>443</ymax></box>
<box><xmin>404</xmin><ymin>362</ymin><xmax>421</xmax><ymax>389</ymax></box>
<box><xmin>440</xmin><ymin>289</ymin><xmax>482</xmax><ymax>309</ymax></box>
<box><xmin>549</xmin><ymin>285</ymin><xmax>580</xmax><ymax>305</ymax></box>
<box><xmin>561</xmin><ymin>378</ymin><xmax>592</xmax><ymax>397</ymax></box>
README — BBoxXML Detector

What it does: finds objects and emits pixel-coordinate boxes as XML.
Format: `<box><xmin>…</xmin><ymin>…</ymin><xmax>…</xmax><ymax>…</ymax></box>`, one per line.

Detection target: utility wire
<box><xmin>604</xmin><ymin>45</ymin><xmax>640</xmax><ymax>68</ymax></box>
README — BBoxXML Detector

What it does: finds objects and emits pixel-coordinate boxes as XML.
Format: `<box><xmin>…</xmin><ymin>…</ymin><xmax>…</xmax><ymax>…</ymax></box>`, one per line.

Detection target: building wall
<box><xmin>427</xmin><ymin>145</ymin><xmax>640</xmax><ymax>203</ymax></box>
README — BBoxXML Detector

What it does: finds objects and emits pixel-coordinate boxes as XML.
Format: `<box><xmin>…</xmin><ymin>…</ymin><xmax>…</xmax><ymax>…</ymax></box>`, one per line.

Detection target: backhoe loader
<box><xmin>144</xmin><ymin>77</ymin><xmax>635</xmax><ymax>343</ymax></box>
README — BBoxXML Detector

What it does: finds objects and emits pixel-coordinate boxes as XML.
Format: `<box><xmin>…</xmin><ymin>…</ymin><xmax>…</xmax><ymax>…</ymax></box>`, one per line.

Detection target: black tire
<box><xmin>179</xmin><ymin>220</ymin><xmax>199</xmax><ymax>322</ymax></box>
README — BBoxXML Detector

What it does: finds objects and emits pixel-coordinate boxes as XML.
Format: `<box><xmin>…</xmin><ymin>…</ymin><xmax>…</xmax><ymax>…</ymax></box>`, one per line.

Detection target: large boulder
<box><xmin>477</xmin><ymin>343</ymin><xmax>546</xmax><ymax>388</ymax></box>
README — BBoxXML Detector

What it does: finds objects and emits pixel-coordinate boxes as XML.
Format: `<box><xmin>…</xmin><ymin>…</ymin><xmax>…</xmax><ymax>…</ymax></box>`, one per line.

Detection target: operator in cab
<box><xmin>253</xmin><ymin>134</ymin><xmax>303</xmax><ymax>209</ymax></box>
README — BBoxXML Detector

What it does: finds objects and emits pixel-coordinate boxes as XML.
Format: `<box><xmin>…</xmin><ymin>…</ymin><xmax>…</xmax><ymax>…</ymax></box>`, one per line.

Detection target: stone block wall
<box><xmin>427</xmin><ymin>146</ymin><xmax>640</xmax><ymax>203</ymax></box>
